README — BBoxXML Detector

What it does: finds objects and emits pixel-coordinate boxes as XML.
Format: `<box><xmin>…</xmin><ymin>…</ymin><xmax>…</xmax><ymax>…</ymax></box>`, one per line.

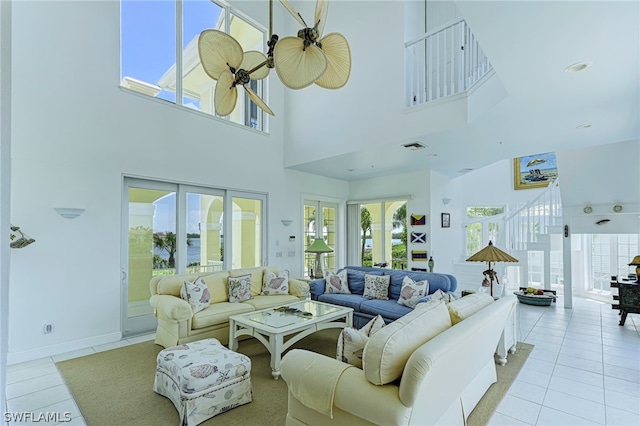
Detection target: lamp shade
<box><xmin>305</xmin><ymin>238</ymin><xmax>333</xmax><ymax>253</ymax></box>
<box><xmin>466</xmin><ymin>241</ymin><xmax>519</xmax><ymax>263</ymax></box>
<box><xmin>628</xmin><ymin>256</ymin><xmax>640</xmax><ymax>266</ymax></box>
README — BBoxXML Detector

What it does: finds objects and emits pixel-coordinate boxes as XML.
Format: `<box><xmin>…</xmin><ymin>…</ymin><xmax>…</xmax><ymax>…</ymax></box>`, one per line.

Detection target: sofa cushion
<box><xmin>192</xmin><ymin>302</ymin><xmax>254</xmax><ymax>329</ymax></box>
<box><xmin>242</xmin><ymin>295</ymin><xmax>300</xmax><ymax>311</ymax></box>
<box><xmin>201</xmin><ymin>272</ymin><xmax>230</xmax><ymax>304</ymax></box>
<box><xmin>228</xmin><ymin>274</ymin><xmax>253</xmax><ymax>303</ymax></box>
<box><xmin>325</xmin><ymin>269</ymin><xmax>351</xmax><ymax>294</ymax></box>
<box><xmin>446</xmin><ymin>293</ymin><xmax>494</xmax><ymax>324</ymax></box>
<box><xmin>360</xmin><ymin>299</ymin><xmax>413</xmax><ymax>321</ymax></box>
<box><xmin>397</xmin><ymin>276</ymin><xmax>428</xmax><ymax>308</ymax></box>
<box><xmin>318</xmin><ymin>293</ymin><xmax>367</xmax><ymax>311</ymax></box>
<box><xmin>336</xmin><ymin>315</ymin><xmax>386</xmax><ymax>368</ymax></box>
<box><xmin>180</xmin><ymin>277</ymin><xmax>211</xmax><ymax>313</ymax></box>
<box><xmin>345</xmin><ymin>268</ymin><xmax>382</xmax><ymax>295</ymax></box>
<box><xmin>229</xmin><ymin>267</ymin><xmax>272</xmax><ymax>296</ymax></box>
<box><xmin>363</xmin><ymin>301</ymin><xmax>451</xmax><ymax>385</ymax></box>
<box><xmin>363</xmin><ymin>274</ymin><xmax>390</xmax><ymax>300</ymax></box>
<box><xmin>156</xmin><ymin>273</ymin><xmax>205</xmax><ymax>297</ymax></box>
<box><xmin>261</xmin><ymin>269</ymin><xmax>289</xmax><ymax>295</ymax></box>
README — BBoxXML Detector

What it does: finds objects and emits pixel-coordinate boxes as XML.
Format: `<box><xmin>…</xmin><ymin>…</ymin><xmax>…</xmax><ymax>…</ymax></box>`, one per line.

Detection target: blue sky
<box><xmin>121</xmin><ymin>0</ymin><xmax>222</xmax><ymax>101</ymax></box>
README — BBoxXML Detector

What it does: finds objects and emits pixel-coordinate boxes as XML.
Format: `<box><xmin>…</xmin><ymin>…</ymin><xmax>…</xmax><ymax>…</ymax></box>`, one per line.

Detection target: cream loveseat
<box><xmin>149</xmin><ymin>266</ymin><xmax>308</xmax><ymax>348</ymax></box>
<box><xmin>280</xmin><ymin>294</ymin><xmax>517</xmax><ymax>426</ymax></box>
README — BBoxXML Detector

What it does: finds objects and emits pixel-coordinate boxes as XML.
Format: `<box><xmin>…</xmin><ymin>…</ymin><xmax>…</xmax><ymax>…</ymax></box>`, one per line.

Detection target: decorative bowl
<box><xmin>513</xmin><ymin>291</ymin><xmax>554</xmax><ymax>306</ymax></box>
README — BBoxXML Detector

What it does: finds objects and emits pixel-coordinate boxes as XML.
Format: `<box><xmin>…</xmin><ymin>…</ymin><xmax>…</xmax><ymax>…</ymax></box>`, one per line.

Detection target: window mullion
<box><xmin>176</xmin><ymin>0</ymin><xmax>183</xmax><ymax>106</ymax></box>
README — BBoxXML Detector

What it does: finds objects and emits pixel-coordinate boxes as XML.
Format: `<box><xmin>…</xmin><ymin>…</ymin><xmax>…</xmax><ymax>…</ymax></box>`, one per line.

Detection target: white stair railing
<box><xmin>503</xmin><ymin>179</ymin><xmax>562</xmax><ymax>251</ymax></box>
<box><xmin>405</xmin><ymin>18</ymin><xmax>492</xmax><ymax>107</ymax></box>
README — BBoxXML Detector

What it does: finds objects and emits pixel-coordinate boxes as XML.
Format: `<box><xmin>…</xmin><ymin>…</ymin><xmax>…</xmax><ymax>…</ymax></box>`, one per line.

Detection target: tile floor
<box><xmin>4</xmin><ymin>297</ymin><xmax>640</xmax><ymax>425</ymax></box>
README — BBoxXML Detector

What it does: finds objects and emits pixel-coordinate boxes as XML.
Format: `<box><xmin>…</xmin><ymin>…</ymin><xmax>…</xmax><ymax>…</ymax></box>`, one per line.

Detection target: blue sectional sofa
<box><xmin>309</xmin><ymin>266</ymin><xmax>458</xmax><ymax>328</ymax></box>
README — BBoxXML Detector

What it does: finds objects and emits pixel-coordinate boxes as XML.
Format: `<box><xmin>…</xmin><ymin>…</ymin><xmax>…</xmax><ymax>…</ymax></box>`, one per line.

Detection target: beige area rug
<box><xmin>56</xmin><ymin>329</ymin><xmax>532</xmax><ymax>426</ymax></box>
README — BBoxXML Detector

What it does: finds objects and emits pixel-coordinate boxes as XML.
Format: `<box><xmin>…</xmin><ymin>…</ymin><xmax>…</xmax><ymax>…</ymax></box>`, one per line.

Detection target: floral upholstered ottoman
<box><xmin>154</xmin><ymin>338</ymin><xmax>252</xmax><ymax>426</ymax></box>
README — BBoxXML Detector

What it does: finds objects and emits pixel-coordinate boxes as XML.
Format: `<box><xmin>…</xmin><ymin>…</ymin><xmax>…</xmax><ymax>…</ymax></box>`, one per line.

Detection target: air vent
<box><xmin>402</xmin><ymin>142</ymin><xmax>426</xmax><ymax>150</ymax></box>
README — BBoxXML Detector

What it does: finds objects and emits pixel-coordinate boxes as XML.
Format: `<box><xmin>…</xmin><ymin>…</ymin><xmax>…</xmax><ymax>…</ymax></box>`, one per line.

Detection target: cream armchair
<box><xmin>149</xmin><ymin>266</ymin><xmax>308</xmax><ymax>348</ymax></box>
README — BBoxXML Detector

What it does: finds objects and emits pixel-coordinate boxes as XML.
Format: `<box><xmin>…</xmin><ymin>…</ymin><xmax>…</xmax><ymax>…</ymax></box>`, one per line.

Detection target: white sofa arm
<box><xmin>281</xmin><ymin>350</ymin><xmax>410</xmax><ymax>425</ymax></box>
<box><xmin>288</xmin><ymin>278</ymin><xmax>310</xmax><ymax>297</ymax></box>
<box><xmin>150</xmin><ymin>294</ymin><xmax>192</xmax><ymax>322</ymax></box>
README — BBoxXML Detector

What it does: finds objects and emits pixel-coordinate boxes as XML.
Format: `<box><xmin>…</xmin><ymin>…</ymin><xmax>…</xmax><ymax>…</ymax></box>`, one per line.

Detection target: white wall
<box><xmin>8</xmin><ymin>1</ymin><xmax>348</xmax><ymax>363</ymax></box>
<box><xmin>283</xmin><ymin>0</ymin><xmax>468</xmax><ymax>167</ymax></box>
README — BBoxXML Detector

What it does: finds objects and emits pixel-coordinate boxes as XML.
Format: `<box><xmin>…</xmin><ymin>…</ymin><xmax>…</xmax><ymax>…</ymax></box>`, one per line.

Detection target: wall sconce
<box><xmin>281</xmin><ymin>219</ymin><xmax>293</xmax><ymax>227</ymax></box>
<box><xmin>442</xmin><ymin>198</ymin><xmax>452</xmax><ymax>205</ymax></box>
<box><xmin>54</xmin><ymin>208</ymin><xmax>85</xmax><ymax>219</ymax></box>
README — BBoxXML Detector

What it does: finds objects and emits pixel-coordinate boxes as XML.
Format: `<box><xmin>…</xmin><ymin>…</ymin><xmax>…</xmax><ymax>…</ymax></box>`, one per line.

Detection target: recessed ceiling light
<box><xmin>576</xmin><ymin>124</ymin><xmax>592</xmax><ymax>129</ymax></box>
<box><xmin>564</xmin><ymin>62</ymin><xmax>592</xmax><ymax>73</ymax></box>
<box><xmin>458</xmin><ymin>168</ymin><xmax>474</xmax><ymax>173</ymax></box>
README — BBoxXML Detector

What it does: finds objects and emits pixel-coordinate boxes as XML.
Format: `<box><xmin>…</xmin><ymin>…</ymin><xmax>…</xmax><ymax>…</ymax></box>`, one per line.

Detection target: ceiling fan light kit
<box><xmin>197</xmin><ymin>0</ymin><xmax>351</xmax><ymax>117</ymax></box>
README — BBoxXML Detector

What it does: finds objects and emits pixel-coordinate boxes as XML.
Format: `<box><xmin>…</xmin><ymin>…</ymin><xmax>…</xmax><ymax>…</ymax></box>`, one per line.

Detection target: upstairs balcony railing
<box><xmin>405</xmin><ymin>18</ymin><xmax>492</xmax><ymax>107</ymax></box>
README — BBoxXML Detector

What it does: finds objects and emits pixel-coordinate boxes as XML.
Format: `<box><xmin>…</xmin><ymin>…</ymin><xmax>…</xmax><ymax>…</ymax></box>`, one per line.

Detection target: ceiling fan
<box><xmin>197</xmin><ymin>0</ymin><xmax>351</xmax><ymax>117</ymax></box>
<box><xmin>198</xmin><ymin>29</ymin><xmax>274</xmax><ymax>116</ymax></box>
<box><xmin>275</xmin><ymin>0</ymin><xmax>351</xmax><ymax>90</ymax></box>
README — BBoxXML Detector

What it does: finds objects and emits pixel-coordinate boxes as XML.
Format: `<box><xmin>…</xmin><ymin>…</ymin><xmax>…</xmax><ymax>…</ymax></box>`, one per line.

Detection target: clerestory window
<box><xmin>120</xmin><ymin>0</ymin><xmax>268</xmax><ymax>131</ymax></box>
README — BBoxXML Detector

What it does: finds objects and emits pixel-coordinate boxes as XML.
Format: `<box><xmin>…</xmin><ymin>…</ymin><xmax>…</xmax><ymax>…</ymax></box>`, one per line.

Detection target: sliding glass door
<box><xmin>122</xmin><ymin>178</ymin><xmax>266</xmax><ymax>337</ymax></box>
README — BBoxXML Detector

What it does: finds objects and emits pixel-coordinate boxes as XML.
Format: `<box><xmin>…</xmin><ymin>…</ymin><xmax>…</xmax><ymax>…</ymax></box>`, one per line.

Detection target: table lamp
<box><xmin>306</xmin><ymin>238</ymin><xmax>333</xmax><ymax>279</ymax></box>
<box><xmin>466</xmin><ymin>241</ymin><xmax>518</xmax><ymax>297</ymax></box>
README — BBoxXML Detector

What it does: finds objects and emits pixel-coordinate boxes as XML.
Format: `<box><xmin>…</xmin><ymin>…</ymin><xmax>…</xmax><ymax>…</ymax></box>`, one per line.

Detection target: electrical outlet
<box><xmin>276</xmin><ymin>251</ymin><xmax>283</xmax><ymax>257</ymax></box>
<box><xmin>43</xmin><ymin>324</ymin><xmax>52</xmax><ymax>334</ymax></box>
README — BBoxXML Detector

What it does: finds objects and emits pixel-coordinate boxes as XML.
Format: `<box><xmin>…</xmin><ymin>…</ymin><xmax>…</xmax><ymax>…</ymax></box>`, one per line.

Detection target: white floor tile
<box><xmin>536</xmin><ymin>406</ymin><xmax>601</xmax><ymax>425</ymax></box>
<box><xmin>605</xmin><ymin>405</ymin><xmax>640</xmax><ymax>426</ymax></box>
<box><xmin>556</xmin><ymin>353</ymin><xmax>603</xmax><ymax>374</ymax></box>
<box><xmin>605</xmin><ymin>388</ymin><xmax>640</xmax><ymax>415</ymax></box>
<box><xmin>508</xmin><ymin>379</ymin><xmax>547</xmax><ymax>404</ymax></box>
<box><xmin>529</xmin><ymin>347</ymin><xmax>559</xmax><ymax>363</ymax></box>
<box><xmin>487</xmin><ymin>412</ymin><xmax>531</xmax><ymax>425</ymax></box>
<box><xmin>604</xmin><ymin>375</ymin><xmax>640</xmax><ymax>394</ymax></box>
<box><xmin>7</xmin><ymin>384</ymin><xmax>72</xmax><ymax>413</ymax></box>
<box><xmin>547</xmin><ymin>376</ymin><xmax>604</xmax><ymax>404</ymax></box>
<box><xmin>496</xmin><ymin>394</ymin><xmax>541</xmax><ymax>425</ymax></box>
<box><xmin>542</xmin><ymin>389</ymin><xmax>606</xmax><ymax>424</ymax></box>
<box><xmin>604</xmin><ymin>364</ymin><xmax>640</xmax><ymax>384</ymax></box>
<box><xmin>552</xmin><ymin>364</ymin><xmax>604</xmax><ymax>388</ymax></box>
<box><xmin>6</xmin><ymin>372</ymin><xmax>65</xmax><ymax>399</ymax></box>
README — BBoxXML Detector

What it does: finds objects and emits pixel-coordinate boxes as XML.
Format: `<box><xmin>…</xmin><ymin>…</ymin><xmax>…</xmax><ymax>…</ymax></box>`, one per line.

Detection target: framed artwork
<box><xmin>513</xmin><ymin>152</ymin><xmax>558</xmax><ymax>190</ymax></box>
<box><xmin>410</xmin><ymin>214</ymin><xmax>426</xmax><ymax>226</ymax></box>
<box><xmin>410</xmin><ymin>232</ymin><xmax>427</xmax><ymax>244</ymax></box>
<box><xmin>411</xmin><ymin>250</ymin><xmax>428</xmax><ymax>261</ymax></box>
<box><xmin>441</xmin><ymin>213</ymin><xmax>450</xmax><ymax>228</ymax></box>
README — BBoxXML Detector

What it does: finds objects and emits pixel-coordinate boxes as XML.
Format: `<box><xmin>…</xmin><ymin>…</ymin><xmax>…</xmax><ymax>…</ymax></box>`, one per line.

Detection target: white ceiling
<box><xmin>286</xmin><ymin>0</ymin><xmax>640</xmax><ymax>181</ymax></box>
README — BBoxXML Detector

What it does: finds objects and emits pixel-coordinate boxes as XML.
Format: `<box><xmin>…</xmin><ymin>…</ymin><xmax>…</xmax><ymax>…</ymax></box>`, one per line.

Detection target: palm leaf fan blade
<box><xmin>315</xmin><ymin>32</ymin><xmax>351</xmax><ymax>89</ymax></box>
<box><xmin>245</xmin><ymin>85</ymin><xmax>274</xmax><ymax>116</ymax></box>
<box><xmin>314</xmin><ymin>0</ymin><xmax>329</xmax><ymax>37</ymax></box>
<box><xmin>279</xmin><ymin>0</ymin><xmax>307</xmax><ymax>27</ymax></box>
<box><xmin>241</xmin><ymin>51</ymin><xmax>269</xmax><ymax>80</ymax></box>
<box><xmin>199</xmin><ymin>30</ymin><xmax>243</xmax><ymax>81</ymax></box>
<box><xmin>214</xmin><ymin>69</ymin><xmax>238</xmax><ymax>116</ymax></box>
<box><xmin>274</xmin><ymin>37</ymin><xmax>328</xmax><ymax>89</ymax></box>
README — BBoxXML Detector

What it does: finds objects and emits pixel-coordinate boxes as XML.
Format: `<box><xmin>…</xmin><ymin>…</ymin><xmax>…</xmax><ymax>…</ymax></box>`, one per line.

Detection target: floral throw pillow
<box><xmin>228</xmin><ymin>274</ymin><xmax>253</xmax><ymax>303</ymax></box>
<box><xmin>397</xmin><ymin>276</ymin><xmax>429</xmax><ymax>308</ymax></box>
<box><xmin>336</xmin><ymin>315</ymin><xmax>386</xmax><ymax>368</ymax></box>
<box><xmin>180</xmin><ymin>277</ymin><xmax>211</xmax><ymax>313</ymax></box>
<box><xmin>363</xmin><ymin>274</ymin><xmax>390</xmax><ymax>300</ymax></box>
<box><xmin>262</xmin><ymin>269</ymin><xmax>289</xmax><ymax>295</ymax></box>
<box><xmin>325</xmin><ymin>269</ymin><xmax>351</xmax><ymax>294</ymax></box>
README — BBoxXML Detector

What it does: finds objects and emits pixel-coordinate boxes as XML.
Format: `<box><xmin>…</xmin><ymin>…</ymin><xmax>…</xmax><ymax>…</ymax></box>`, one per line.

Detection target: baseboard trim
<box><xmin>7</xmin><ymin>332</ymin><xmax>122</xmax><ymax>365</ymax></box>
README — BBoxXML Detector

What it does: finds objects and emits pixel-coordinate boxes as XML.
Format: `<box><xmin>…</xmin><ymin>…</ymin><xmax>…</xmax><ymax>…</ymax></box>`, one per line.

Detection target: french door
<box><xmin>122</xmin><ymin>178</ymin><xmax>266</xmax><ymax>337</ymax></box>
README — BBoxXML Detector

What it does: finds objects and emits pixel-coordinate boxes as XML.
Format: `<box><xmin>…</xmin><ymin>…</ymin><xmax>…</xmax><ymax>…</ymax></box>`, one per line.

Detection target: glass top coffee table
<box><xmin>229</xmin><ymin>300</ymin><xmax>353</xmax><ymax>379</ymax></box>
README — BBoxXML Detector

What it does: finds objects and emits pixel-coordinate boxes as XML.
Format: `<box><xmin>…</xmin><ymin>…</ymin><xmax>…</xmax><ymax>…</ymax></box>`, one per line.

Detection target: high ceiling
<box><xmin>288</xmin><ymin>1</ymin><xmax>640</xmax><ymax>181</ymax></box>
